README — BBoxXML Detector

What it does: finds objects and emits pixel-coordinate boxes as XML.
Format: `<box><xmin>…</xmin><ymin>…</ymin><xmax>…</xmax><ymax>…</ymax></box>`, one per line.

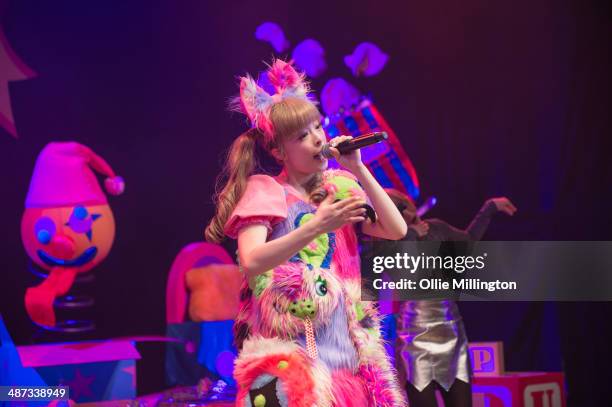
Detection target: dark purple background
<box><xmin>1</xmin><ymin>0</ymin><xmax>610</xmax><ymax>404</ymax></box>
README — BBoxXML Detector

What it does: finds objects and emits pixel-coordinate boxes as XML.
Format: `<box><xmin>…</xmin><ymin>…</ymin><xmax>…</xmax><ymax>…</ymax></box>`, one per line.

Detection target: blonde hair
<box><xmin>205</xmin><ymin>97</ymin><xmax>325</xmax><ymax>243</ymax></box>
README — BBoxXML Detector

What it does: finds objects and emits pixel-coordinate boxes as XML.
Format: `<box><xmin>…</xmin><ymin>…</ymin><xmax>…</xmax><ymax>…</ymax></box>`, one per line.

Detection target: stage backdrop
<box><xmin>0</xmin><ymin>0</ymin><xmax>610</xmax><ymax>403</ymax></box>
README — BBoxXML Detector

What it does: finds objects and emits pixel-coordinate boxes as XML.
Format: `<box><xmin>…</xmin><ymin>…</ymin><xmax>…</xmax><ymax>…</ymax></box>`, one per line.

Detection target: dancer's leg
<box><xmin>405</xmin><ymin>382</ymin><xmax>439</xmax><ymax>407</ymax></box>
<box><xmin>440</xmin><ymin>379</ymin><xmax>472</xmax><ymax>407</ymax></box>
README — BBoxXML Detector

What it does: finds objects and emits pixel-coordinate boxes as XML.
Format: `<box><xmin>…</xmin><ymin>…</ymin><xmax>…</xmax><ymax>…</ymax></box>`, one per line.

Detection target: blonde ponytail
<box><xmin>205</xmin><ymin>128</ymin><xmax>261</xmax><ymax>243</ymax></box>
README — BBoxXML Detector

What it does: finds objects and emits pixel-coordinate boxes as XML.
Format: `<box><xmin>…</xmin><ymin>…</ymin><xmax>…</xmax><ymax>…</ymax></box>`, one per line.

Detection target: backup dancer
<box><xmin>386</xmin><ymin>188</ymin><xmax>516</xmax><ymax>407</ymax></box>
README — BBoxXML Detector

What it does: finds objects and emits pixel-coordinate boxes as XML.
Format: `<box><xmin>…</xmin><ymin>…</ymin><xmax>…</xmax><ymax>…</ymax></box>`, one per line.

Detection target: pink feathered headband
<box><xmin>232</xmin><ymin>59</ymin><xmax>314</xmax><ymax>143</ymax></box>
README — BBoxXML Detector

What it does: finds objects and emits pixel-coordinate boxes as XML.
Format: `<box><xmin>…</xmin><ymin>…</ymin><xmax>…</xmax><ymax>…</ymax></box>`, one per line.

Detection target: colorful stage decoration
<box><xmin>165</xmin><ymin>242</ymin><xmax>242</xmax><ymax>391</ymax></box>
<box><xmin>470</xmin><ymin>341</ymin><xmax>506</xmax><ymax>377</ymax></box>
<box><xmin>21</xmin><ymin>142</ymin><xmax>125</xmax><ymax>329</ymax></box>
<box><xmin>255</xmin><ymin>22</ymin><xmax>328</xmax><ymax>79</ymax></box>
<box><xmin>255</xmin><ymin>22</ymin><xmax>290</xmax><ymax>53</ymax></box>
<box><xmin>292</xmin><ymin>39</ymin><xmax>327</xmax><ymax>78</ymax></box>
<box><xmin>469</xmin><ymin>342</ymin><xmax>566</xmax><ymax>407</ymax></box>
<box><xmin>0</xmin><ymin>314</ymin><xmax>47</xmax><ymax>400</ymax></box>
<box><xmin>344</xmin><ymin>42</ymin><xmax>389</xmax><ymax>77</ymax></box>
<box><xmin>0</xmin><ymin>26</ymin><xmax>36</xmax><ymax>138</ymax></box>
<box><xmin>321</xmin><ymin>83</ymin><xmax>420</xmax><ymax>200</ymax></box>
<box><xmin>320</xmin><ymin>78</ymin><xmax>361</xmax><ymax>117</ymax></box>
<box><xmin>17</xmin><ymin>340</ymin><xmax>139</xmax><ymax>403</ymax></box>
<box><xmin>2</xmin><ymin>314</ymin><xmax>138</xmax><ymax>405</ymax></box>
<box><xmin>254</xmin><ymin>23</ymin><xmax>390</xmax><ymax>81</ymax></box>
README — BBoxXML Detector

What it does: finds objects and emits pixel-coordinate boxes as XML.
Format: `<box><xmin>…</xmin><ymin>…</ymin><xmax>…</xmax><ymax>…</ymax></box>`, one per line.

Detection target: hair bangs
<box><xmin>269</xmin><ymin>97</ymin><xmax>321</xmax><ymax>141</ymax></box>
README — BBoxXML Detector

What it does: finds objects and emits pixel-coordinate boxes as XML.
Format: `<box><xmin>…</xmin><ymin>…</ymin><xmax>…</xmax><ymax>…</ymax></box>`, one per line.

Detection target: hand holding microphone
<box><xmin>320</xmin><ymin>131</ymin><xmax>389</xmax><ymax>159</ymax></box>
<box><xmin>318</xmin><ymin>132</ymin><xmax>388</xmax><ymax>222</ymax></box>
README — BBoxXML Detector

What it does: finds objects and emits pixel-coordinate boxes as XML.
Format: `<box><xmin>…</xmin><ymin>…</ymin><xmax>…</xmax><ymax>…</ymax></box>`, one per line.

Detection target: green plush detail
<box><xmin>297</xmin><ymin>213</ymin><xmax>329</xmax><ymax>268</ymax></box>
<box><xmin>288</xmin><ymin>298</ymin><xmax>317</xmax><ymax>319</ymax></box>
<box><xmin>253</xmin><ymin>270</ymin><xmax>272</xmax><ymax>298</ymax></box>
<box><xmin>367</xmin><ymin>326</ymin><xmax>381</xmax><ymax>339</ymax></box>
<box><xmin>327</xmin><ymin>175</ymin><xmax>363</xmax><ymax>200</ymax></box>
<box><xmin>253</xmin><ymin>394</ymin><xmax>266</xmax><ymax>407</ymax></box>
<box><xmin>354</xmin><ymin>301</ymin><xmax>366</xmax><ymax>321</ymax></box>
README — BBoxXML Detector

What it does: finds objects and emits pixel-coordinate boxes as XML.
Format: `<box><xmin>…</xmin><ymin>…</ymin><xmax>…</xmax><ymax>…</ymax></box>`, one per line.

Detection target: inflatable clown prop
<box><xmin>22</xmin><ymin>142</ymin><xmax>124</xmax><ymax>327</ymax></box>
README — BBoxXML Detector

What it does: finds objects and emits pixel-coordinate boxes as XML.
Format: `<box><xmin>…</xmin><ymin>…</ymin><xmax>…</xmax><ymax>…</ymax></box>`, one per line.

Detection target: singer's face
<box><xmin>281</xmin><ymin>119</ymin><xmax>328</xmax><ymax>174</ymax></box>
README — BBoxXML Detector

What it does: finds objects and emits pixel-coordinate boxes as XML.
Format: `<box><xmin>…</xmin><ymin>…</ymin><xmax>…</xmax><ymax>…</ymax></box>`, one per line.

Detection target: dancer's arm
<box><xmin>466</xmin><ymin>197</ymin><xmax>517</xmax><ymax>240</ymax></box>
<box><xmin>404</xmin><ymin>221</ymin><xmax>429</xmax><ymax>240</ymax></box>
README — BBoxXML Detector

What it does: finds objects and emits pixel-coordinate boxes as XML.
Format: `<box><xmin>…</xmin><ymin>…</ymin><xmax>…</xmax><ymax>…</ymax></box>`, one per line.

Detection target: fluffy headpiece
<box><xmin>232</xmin><ymin>59</ymin><xmax>313</xmax><ymax>143</ymax></box>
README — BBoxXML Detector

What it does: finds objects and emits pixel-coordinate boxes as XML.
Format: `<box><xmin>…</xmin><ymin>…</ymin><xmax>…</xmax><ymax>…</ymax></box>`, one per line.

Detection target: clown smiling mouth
<box><xmin>37</xmin><ymin>246</ymin><xmax>98</xmax><ymax>267</ymax></box>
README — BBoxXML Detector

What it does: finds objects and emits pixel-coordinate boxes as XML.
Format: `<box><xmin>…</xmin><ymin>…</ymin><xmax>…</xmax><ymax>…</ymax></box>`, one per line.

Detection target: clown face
<box><xmin>21</xmin><ymin>204</ymin><xmax>115</xmax><ymax>274</ymax></box>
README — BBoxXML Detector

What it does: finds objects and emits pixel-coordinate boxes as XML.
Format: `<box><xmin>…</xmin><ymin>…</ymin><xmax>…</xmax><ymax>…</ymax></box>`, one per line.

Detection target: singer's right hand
<box><xmin>311</xmin><ymin>190</ymin><xmax>367</xmax><ymax>234</ymax></box>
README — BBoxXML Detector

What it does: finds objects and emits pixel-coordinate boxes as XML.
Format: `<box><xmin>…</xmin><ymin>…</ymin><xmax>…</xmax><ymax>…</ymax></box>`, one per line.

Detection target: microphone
<box><xmin>320</xmin><ymin>132</ymin><xmax>388</xmax><ymax>159</ymax></box>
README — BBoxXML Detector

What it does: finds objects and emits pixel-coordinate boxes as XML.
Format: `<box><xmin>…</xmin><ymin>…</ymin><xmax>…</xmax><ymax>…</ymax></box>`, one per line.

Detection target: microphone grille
<box><xmin>321</xmin><ymin>143</ymin><xmax>335</xmax><ymax>159</ymax></box>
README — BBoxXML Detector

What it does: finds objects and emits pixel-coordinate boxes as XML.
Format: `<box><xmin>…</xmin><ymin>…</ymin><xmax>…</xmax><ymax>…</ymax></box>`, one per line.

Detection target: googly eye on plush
<box><xmin>315</xmin><ymin>276</ymin><xmax>328</xmax><ymax>296</ymax></box>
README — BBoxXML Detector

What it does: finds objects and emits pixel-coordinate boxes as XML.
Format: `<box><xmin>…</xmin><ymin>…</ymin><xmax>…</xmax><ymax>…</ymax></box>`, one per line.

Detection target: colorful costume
<box><xmin>225</xmin><ymin>169</ymin><xmax>406</xmax><ymax>407</ymax></box>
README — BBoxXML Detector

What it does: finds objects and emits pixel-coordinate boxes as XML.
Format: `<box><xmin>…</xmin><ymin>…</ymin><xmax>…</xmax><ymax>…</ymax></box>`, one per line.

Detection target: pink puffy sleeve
<box><xmin>223</xmin><ymin>174</ymin><xmax>287</xmax><ymax>239</ymax></box>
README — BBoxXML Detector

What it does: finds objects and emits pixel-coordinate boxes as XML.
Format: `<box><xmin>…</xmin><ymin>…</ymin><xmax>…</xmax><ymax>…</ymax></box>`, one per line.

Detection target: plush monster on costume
<box><xmin>233</xmin><ymin>170</ymin><xmax>404</xmax><ymax>407</ymax></box>
<box><xmin>324</xmin><ymin>171</ymin><xmax>376</xmax><ymax>223</ymax></box>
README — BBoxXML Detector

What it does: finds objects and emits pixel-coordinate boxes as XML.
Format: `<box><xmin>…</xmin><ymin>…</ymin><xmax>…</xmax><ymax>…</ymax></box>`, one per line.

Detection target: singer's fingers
<box><xmin>346</xmin><ymin>207</ymin><xmax>367</xmax><ymax>218</ymax></box>
<box><xmin>347</xmin><ymin>216</ymin><xmax>367</xmax><ymax>224</ymax></box>
<box><xmin>342</xmin><ymin>198</ymin><xmax>366</xmax><ymax>208</ymax></box>
<box><xmin>321</xmin><ymin>188</ymin><xmax>336</xmax><ymax>204</ymax></box>
<box><xmin>329</xmin><ymin>147</ymin><xmax>341</xmax><ymax>159</ymax></box>
<box><xmin>332</xmin><ymin>195</ymin><xmax>360</xmax><ymax>208</ymax></box>
<box><xmin>330</xmin><ymin>135</ymin><xmax>353</xmax><ymax>146</ymax></box>
<box><xmin>333</xmin><ymin>196</ymin><xmax>365</xmax><ymax>210</ymax></box>
<box><xmin>344</xmin><ymin>201</ymin><xmax>368</xmax><ymax>213</ymax></box>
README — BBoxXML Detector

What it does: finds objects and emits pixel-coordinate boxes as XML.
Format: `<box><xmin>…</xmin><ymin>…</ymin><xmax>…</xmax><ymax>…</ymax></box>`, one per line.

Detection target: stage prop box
<box><xmin>16</xmin><ymin>340</ymin><xmax>140</xmax><ymax>403</ymax></box>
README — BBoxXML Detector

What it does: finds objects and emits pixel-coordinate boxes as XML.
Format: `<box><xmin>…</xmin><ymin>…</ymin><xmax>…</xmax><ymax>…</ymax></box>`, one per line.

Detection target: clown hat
<box><xmin>25</xmin><ymin>142</ymin><xmax>125</xmax><ymax>208</ymax></box>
